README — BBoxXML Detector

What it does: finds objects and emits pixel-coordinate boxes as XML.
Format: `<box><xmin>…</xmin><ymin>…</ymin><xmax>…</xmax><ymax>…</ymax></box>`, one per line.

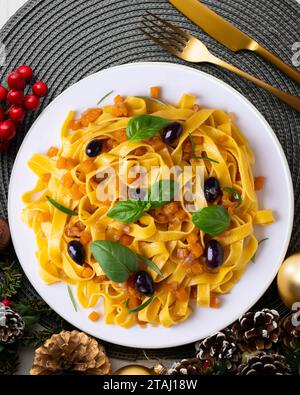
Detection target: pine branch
<box><xmin>20</xmin><ymin>328</ymin><xmax>62</xmax><ymax>347</ymax></box>
<box><xmin>12</xmin><ymin>299</ymin><xmax>63</xmax><ymax>327</ymax></box>
<box><xmin>283</xmin><ymin>339</ymin><xmax>300</xmax><ymax>375</ymax></box>
<box><xmin>0</xmin><ymin>346</ymin><xmax>19</xmax><ymax>375</ymax></box>
<box><xmin>0</xmin><ymin>261</ymin><xmax>22</xmax><ymax>299</ymax></box>
<box><xmin>204</xmin><ymin>362</ymin><xmax>227</xmax><ymax>375</ymax></box>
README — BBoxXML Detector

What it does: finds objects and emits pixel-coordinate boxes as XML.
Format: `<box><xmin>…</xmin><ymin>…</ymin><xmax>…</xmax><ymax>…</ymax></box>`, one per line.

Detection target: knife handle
<box><xmin>254</xmin><ymin>45</ymin><xmax>300</xmax><ymax>84</ymax></box>
<box><xmin>211</xmin><ymin>56</ymin><xmax>300</xmax><ymax>112</ymax></box>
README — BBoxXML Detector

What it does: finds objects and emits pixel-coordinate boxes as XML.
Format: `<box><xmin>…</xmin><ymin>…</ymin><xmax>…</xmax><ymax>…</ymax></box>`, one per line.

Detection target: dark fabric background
<box><xmin>0</xmin><ymin>0</ymin><xmax>299</xmax><ymax>359</ymax></box>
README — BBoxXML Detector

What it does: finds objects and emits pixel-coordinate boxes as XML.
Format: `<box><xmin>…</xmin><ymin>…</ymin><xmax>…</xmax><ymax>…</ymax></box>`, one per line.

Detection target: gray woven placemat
<box><xmin>0</xmin><ymin>0</ymin><xmax>300</xmax><ymax>360</ymax></box>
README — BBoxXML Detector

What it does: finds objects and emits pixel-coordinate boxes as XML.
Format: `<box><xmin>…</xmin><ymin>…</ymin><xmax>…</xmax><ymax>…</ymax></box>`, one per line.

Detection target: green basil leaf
<box><xmin>46</xmin><ymin>196</ymin><xmax>78</xmax><ymax>216</ymax></box>
<box><xmin>97</xmin><ymin>90</ymin><xmax>114</xmax><ymax>105</ymax></box>
<box><xmin>223</xmin><ymin>187</ymin><xmax>242</xmax><ymax>208</ymax></box>
<box><xmin>67</xmin><ymin>285</ymin><xmax>78</xmax><ymax>312</ymax></box>
<box><xmin>107</xmin><ymin>200</ymin><xmax>151</xmax><ymax>223</ymax></box>
<box><xmin>137</xmin><ymin>254</ymin><xmax>163</xmax><ymax>277</ymax></box>
<box><xmin>149</xmin><ymin>179</ymin><xmax>178</xmax><ymax>209</ymax></box>
<box><xmin>192</xmin><ymin>206</ymin><xmax>230</xmax><ymax>235</ymax></box>
<box><xmin>126</xmin><ymin>114</ymin><xmax>169</xmax><ymax>141</ymax></box>
<box><xmin>91</xmin><ymin>240</ymin><xmax>138</xmax><ymax>283</ymax></box>
<box><xmin>252</xmin><ymin>238</ymin><xmax>269</xmax><ymax>263</ymax></box>
<box><xmin>126</xmin><ymin>295</ymin><xmax>154</xmax><ymax>313</ymax></box>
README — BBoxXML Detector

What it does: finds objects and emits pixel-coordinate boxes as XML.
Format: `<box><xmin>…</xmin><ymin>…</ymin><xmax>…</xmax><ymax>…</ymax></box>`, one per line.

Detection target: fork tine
<box><xmin>139</xmin><ymin>27</ymin><xmax>180</xmax><ymax>58</ymax></box>
<box><xmin>141</xmin><ymin>19</ymin><xmax>184</xmax><ymax>51</ymax></box>
<box><xmin>143</xmin><ymin>15</ymin><xmax>186</xmax><ymax>46</ymax></box>
<box><xmin>147</xmin><ymin>11</ymin><xmax>191</xmax><ymax>40</ymax></box>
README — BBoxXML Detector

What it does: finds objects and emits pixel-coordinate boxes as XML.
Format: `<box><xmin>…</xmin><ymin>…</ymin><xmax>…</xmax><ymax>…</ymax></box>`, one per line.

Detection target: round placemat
<box><xmin>1</xmin><ymin>0</ymin><xmax>299</xmax><ymax>360</ymax></box>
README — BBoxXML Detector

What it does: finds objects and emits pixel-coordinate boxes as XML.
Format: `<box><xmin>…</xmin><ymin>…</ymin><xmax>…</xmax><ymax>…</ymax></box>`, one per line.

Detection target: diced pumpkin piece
<box><xmin>88</xmin><ymin>311</ymin><xmax>101</xmax><ymax>321</ymax></box>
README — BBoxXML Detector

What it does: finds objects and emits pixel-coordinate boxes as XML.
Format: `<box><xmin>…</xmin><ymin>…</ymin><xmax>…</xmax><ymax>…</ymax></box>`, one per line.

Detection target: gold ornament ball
<box><xmin>114</xmin><ymin>363</ymin><xmax>166</xmax><ymax>375</ymax></box>
<box><xmin>114</xmin><ymin>365</ymin><xmax>152</xmax><ymax>375</ymax></box>
<box><xmin>277</xmin><ymin>253</ymin><xmax>300</xmax><ymax>308</ymax></box>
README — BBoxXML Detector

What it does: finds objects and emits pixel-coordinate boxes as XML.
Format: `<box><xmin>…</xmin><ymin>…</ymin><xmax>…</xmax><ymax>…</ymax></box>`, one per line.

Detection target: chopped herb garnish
<box><xmin>137</xmin><ymin>254</ymin><xmax>163</xmax><ymax>277</ymax></box>
<box><xmin>46</xmin><ymin>196</ymin><xmax>78</xmax><ymax>216</ymax></box>
<box><xmin>67</xmin><ymin>285</ymin><xmax>78</xmax><ymax>312</ymax></box>
<box><xmin>97</xmin><ymin>90</ymin><xmax>114</xmax><ymax>105</ymax></box>
<box><xmin>188</xmin><ymin>133</ymin><xmax>219</xmax><ymax>163</ymax></box>
<box><xmin>136</xmin><ymin>96</ymin><xmax>168</xmax><ymax>106</ymax></box>
<box><xmin>126</xmin><ymin>295</ymin><xmax>154</xmax><ymax>313</ymax></box>
<box><xmin>252</xmin><ymin>238</ymin><xmax>269</xmax><ymax>262</ymax></box>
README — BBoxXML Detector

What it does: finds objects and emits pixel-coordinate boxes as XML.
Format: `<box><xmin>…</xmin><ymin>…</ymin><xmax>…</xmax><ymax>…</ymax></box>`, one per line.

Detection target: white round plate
<box><xmin>8</xmin><ymin>62</ymin><xmax>293</xmax><ymax>348</ymax></box>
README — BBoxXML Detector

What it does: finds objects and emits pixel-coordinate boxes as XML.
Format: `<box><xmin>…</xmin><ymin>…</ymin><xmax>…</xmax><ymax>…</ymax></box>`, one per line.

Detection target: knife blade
<box><xmin>169</xmin><ymin>0</ymin><xmax>256</xmax><ymax>52</ymax></box>
<box><xmin>169</xmin><ymin>0</ymin><xmax>300</xmax><ymax>83</ymax></box>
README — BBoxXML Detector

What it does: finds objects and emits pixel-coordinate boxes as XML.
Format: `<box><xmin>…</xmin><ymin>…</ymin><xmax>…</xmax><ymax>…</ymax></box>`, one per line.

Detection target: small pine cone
<box><xmin>0</xmin><ymin>303</ymin><xmax>25</xmax><ymax>344</ymax></box>
<box><xmin>238</xmin><ymin>352</ymin><xmax>291</xmax><ymax>375</ymax></box>
<box><xmin>166</xmin><ymin>358</ymin><xmax>202</xmax><ymax>375</ymax></box>
<box><xmin>231</xmin><ymin>309</ymin><xmax>280</xmax><ymax>352</ymax></box>
<box><xmin>30</xmin><ymin>330</ymin><xmax>111</xmax><ymax>375</ymax></box>
<box><xmin>195</xmin><ymin>330</ymin><xmax>241</xmax><ymax>372</ymax></box>
<box><xmin>279</xmin><ymin>310</ymin><xmax>300</xmax><ymax>348</ymax></box>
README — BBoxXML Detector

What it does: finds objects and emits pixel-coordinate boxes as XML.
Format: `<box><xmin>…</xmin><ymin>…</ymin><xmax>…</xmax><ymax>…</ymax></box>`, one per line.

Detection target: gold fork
<box><xmin>141</xmin><ymin>13</ymin><xmax>300</xmax><ymax>112</ymax></box>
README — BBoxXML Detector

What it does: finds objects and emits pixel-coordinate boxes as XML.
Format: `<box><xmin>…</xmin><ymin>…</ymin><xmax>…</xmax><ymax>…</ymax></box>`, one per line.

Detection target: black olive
<box><xmin>86</xmin><ymin>139</ymin><xmax>102</xmax><ymax>157</ymax></box>
<box><xmin>162</xmin><ymin>122</ymin><xmax>183</xmax><ymax>145</ymax></box>
<box><xmin>128</xmin><ymin>187</ymin><xmax>148</xmax><ymax>201</ymax></box>
<box><xmin>134</xmin><ymin>270</ymin><xmax>154</xmax><ymax>296</ymax></box>
<box><xmin>205</xmin><ymin>240</ymin><xmax>224</xmax><ymax>269</ymax></box>
<box><xmin>67</xmin><ymin>240</ymin><xmax>86</xmax><ymax>265</ymax></box>
<box><xmin>204</xmin><ymin>177</ymin><xmax>221</xmax><ymax>202</ymax></box>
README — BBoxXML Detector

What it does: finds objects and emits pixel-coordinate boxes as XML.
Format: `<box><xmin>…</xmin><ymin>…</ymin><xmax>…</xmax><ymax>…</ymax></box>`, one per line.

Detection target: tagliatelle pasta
<box><xmin>22</xmin><ymin>92</ymin><xmax>274</xmax><ymax>328</ymax></box>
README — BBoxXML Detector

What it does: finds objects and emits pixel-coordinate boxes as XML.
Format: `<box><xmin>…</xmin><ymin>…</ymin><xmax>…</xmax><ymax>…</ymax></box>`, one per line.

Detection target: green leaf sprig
<box><xmin>223</xmin><ymin>187</ymin><xmax>242</xmax><ymax>208</ymax></box>
<box><xmin>67</xmin><ymin>285</ymin><xmax>78</xmax><ymax>312</ymax></box>
<box><xmin>97</xmin><ymin>90</ymin><xmax>114</xmax><ymax>105</ymax></box>
<box><xmin>188</xmin><ymin>133</ymin><xmax>219</xmax><ymax>163</ymax></box>
<box><xmin>107</xmin><ymin>200</ymin><xmax>151</xmax><ymax>224</ymax></box>
<box><xmin>46</xmin><ymin>196</ymin><xmax>78</xmax><ymax>216</ymax></box>
<box><xmin>91</xmin><ymin>240</ymin><xmax>162</xmax><ymax>283</ymax></box>
<box><xmin>91</xmin><ymin>240</ymin><xmax>137</xmax><ymax>283</ymax></box>
<box><xmin>126</xmin><ymin>114</ymin><xmax>169</xmax><ymax>141</ymax></box>
<box><xmin>252</xmin><ymin>238</ymin><xmax>269</xmax><ymax>263</ymax></box>
<box><xmin>91</xmin><ymin>241</ymin><xmax>162</xmax><ymax>312</ymax></box>
<box><xmin>136</xmin><ymin>96</ymin><xmax>168</xmax><ymax>106</ymax></box>
<box><xmin>125</xmin><ymin>295</ymin><xmax>154</xmax><ymax>313</ymax></box>
<box><xmin>107</xmin><ymin>179</ymin><xmax>177</xmax><ymax>224</ymax></box>
<box><xmin>137</xmin><ymin>254</ymin><xmax>163</xmax><ymax>277</ymax></box>
<box><xmin>192</xmin><ymin>205</ymin><xmax>230</xmax><ymax>235</ymax></box>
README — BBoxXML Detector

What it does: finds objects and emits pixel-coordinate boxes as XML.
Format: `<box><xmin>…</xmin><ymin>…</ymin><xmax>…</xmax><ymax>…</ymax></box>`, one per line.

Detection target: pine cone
<box><xmin>0</xmin><ymin>217</ymin><xmax>10</xmax><ymax>252</ymax></box>
<box><xmin>30</xmin><ymin>330</ymin><xmax>111</xmax><ymax>375</ymax></box>
<box><xmin>279</xmin><ymin>310</ymin><xmax>300</xmax><ymax>348</ymax></box>
<box><xmin>231</xmin><ymin>309</ymin><xmax>280</xmax><ymax>352</ymax></box>
<box><xmin>238</xmin><ymin>352</ymin><xmax>291</xmax><ymax>375</ymax></box>
<box><xmin>0</xmin><ymin>303</ymin><xmax>25</xmax><ymax>344</ymax></box>
<box><xmin>166</xmin><ymin>358</ymin><xmax>202</xmax><ymax>375</ymax></box>
<box><xmin>195</xmin><ymin>330</ymin><xmax>241</xmax><ymax>372</ymax></box>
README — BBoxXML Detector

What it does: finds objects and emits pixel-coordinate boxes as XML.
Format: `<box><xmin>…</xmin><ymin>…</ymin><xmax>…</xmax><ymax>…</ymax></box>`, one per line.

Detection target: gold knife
<box><xmin>169</xmin><ymin>0</ymin><xmax>300</xmax><ymax>84</ymax></box>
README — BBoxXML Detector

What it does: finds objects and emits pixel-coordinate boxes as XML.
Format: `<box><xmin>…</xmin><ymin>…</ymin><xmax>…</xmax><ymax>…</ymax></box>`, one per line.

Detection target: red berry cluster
<box><xmin>0</xmin><ymin>65</ymin><xmax>48</xmax><ymax>151</ymax></box>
